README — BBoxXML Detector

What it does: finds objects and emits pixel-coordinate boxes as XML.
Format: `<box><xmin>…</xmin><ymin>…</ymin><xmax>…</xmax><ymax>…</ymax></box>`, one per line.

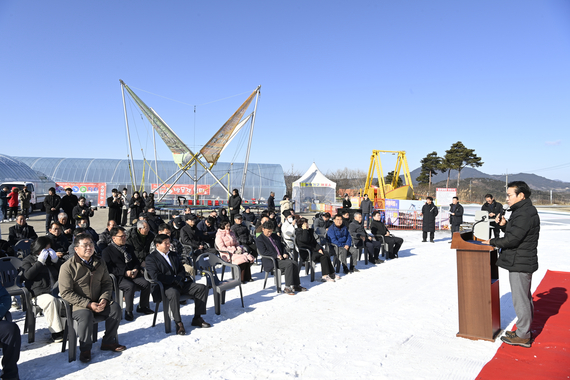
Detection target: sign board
<box><xmin>436</xmin><ymin>188</ymin><xmax>457</xmax><ymax>206</ymax></box>
<box><xmin>56</xmin><ymin>182</ymin><xmax>107</xmax><ymax>206</ymax></box>
<box><xmin>151</xmin><ymin>183</ymin><xmax>210</xmax><ymax>196</ymax></box>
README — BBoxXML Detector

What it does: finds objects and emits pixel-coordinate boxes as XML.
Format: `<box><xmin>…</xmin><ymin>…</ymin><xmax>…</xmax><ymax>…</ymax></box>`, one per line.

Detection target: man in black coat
<box><xmin>484</xmin><ymin>181</ymin><xmax>539</xmax><ymax>348</ymax></box>
<box><xmin>8</xmin><ymin>215</ymin><xmax>38</xmax><ymax>246</ymax></box>
<box><xmin>196</xmin><ymin>217</ymin><xmax>216</xmax><ymax>247</ymax></box>
<box><xmin>370</xmin><ymin>211</ymin><xmax>403</xmax><ymax>259</ymax></box>
<box><xmin>360</xmin><ymin>194</ymin><xmax>374</xmax><ymax>229</ymax></box>
<box><xmin>102</xmin><ymin>227</ymin><xmax>153</xmax><ymax>321</ymax></box>
<box><xmin>43</xmin><ymin>187</ymin><xmax>61</xmax><ymax>234</ymax></box>
<box><xmin>145</xmin><ymin>234</ymin><xmax>210</xmax><ymax>335</ymax></box>
<box><xmin>145</xmin><ymin>207</ymin><xmax>164</xmax><ymax>235</ymax></box>
<box><xmin>242</xmin><ymin>207</ymin><xmax>257</xmax><ymax>224</ymax></box>
<box><xmin>228</xmin><ymin>189</ymin><xmax>242</xmax><ymax>225</ymax></box>
<box><xmin>47</xmin><ymin>222</ymin><xmax>70</xmax><ymax>256</ymax></box>
<box><xmin>180</xmin><ymin>214</ymin><xmax>205</xmax><ymax>258</ymax></box>
<box><xmin>421</xmin><ymin>197</ymin><xmax>438</xmax><ymax>243</ymax></box>
<box><xmin>267</xmin><ymin>192</ymin><xmax>275</xmax><ymax>213</ymax></box>
<box><xmin>231</xmin><ymin>214</ymin><xmax>257</xmax><ymax>257</ymax></box>
<box><xmin>256</xmin><ymin>220</ymin><xmax>306</xmax><ymax>295</ymax></box>
<box><xmin>126</xmin><ymin>220</ymin><xmax>155</xmax><ymax>264</ymax></box>
<box><xmin>73</xmin><ymin>197</ymin><xmax>94</xmax><ymax>228</ymax></box>
<box><xmin>481</xmin><ymin>193</ymin><xmax>503</xmax><ymax>238</ymax></box>
<box><xmin>348</xmin><ymin>213</ymin><xmax>383</xmax><ymax>265</ymax></box>
<box><xmin>107</xmin><ymin>188</ymin><xmax>123</xmax><ymax>225</ymax></box>
<box><xmin>449</xmin><ymin>196</ymin><xmax>464</xmax><ymax>239</ymax></box>
<box><xmin>60</xmin><ymin>187</ymin><xmax>78</xmax><ymax>226</ymax></box>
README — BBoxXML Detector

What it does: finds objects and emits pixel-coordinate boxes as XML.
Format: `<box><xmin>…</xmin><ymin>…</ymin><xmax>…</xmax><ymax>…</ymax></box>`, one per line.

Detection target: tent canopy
<box><xmin>291</xmin><ymin>163</ymin><xmax>336</xmax><ymax>212</ymax></box>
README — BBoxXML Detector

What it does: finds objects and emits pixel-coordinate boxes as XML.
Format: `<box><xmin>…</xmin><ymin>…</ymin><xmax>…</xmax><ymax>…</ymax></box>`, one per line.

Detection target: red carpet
<box><xmin>476</xmin><ymin>270</ymin><xmax>570</xmax><ymax>379</ymax></box>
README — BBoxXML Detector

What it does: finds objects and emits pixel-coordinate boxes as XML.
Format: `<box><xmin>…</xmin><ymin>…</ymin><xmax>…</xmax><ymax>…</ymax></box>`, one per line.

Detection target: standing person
<box><xmin>120</xmin><ymin>188</ymin><xmax>130</xmax><ymax>226</ymax></box>
<box><xmin>107</xmin><ymin>189</ymin><xmax>123</xmax><ymax>225</ymax></box>
<box><xmin>18</xmin><ymin>186</ymin><xmax>32</xmax><ymax>220</ymax></box>
<box><xmin>128</xmin><ymin>191</ymin><xmax>145</xmax><ymax>225</ymax></box>
<box><xmin>449</xmin><ymin>196</ymin><xmax>464</xmax><ymax>240</ymax></box>
<box><xmin>144</xmin><ymin>193</ymin><xmax>155</xmax><ymax>211</ymax></box>
<box><xmin>73</xmin><ymin>197</ymin><xmax>94</xmax><ymax>228</ymax></box>
<box><xmin>43</xmin><ymin>187</ymin><xmax>61</xmax><ymax>233</ymax></box>
<box><xmin>421</xmin><ymin>196</ymin><xmax>438</xmax><ymax>243</ymax></box>
<box><xmin>0</xmin><ymin>186</ymin><xmax>8</xmax><ymax>222</ymax></box>
<box><xmin>481</xmin><ymin>193</ymin><xmax>503</xmax><ymax>239</ymax></box>
<box><xmin>280</xmin><ymin>195</ymin><xmax>292</xmax><ymax>217</ymax></box>
<box><xmin>0</xmin><ymin>283</ymin><xmax>21</xmax><ymax>380</ymax></box>
<box><xmin>58</xmin><ymin>233</ymin><xmax>126</xmax><ymax>363</ymax></box>
<box><xmin>360</xmin><ymin>194</ymin><xmax>373</xmax><ymax>229</ymax></box>
<box><xmin>7</xmin><ymin>187</ymin><xmax>20</xmax><ymax>222</ymax></box>
<box><xmin>483</xmin><ymin>181</ymin><xmax>539</xmax><ymax>348</ymax></box>
<box><xmin>342</xmin><ymin>193</ymin><xmax>352</xmax><ymax>209</ymax></box>
<box><xmin>61</xmin><ymin>187</ymin><xmax>79</xmax><ymax>226</ymax></box>
<box><xmin>267</xmin><ymin>192</ymin><xmax>275</xmax><ymax>213</ymax></box>
<box><xmin>228</xmin><ymin>189</ymin><xmax>242</xmax><ymax>225</ymax></box>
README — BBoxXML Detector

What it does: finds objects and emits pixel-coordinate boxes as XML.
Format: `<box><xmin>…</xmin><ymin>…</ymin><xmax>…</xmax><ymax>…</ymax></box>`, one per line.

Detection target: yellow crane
<box><xmin>362</xmin><ymin>150</ymin><xmax>414</xmax><ymax>201</ymax></box>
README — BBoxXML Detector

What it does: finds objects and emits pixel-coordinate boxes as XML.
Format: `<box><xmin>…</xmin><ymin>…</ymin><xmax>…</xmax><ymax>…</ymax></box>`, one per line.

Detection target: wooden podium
<box><xmin>451</xmin><ymin>230</ymin><xmax>501</xmax><ymax>341</ymax></box>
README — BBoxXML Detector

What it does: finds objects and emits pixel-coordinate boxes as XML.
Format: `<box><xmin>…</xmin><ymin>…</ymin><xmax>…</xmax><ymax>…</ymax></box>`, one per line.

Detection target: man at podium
<box><xmin>483</xmin><ymin>181</ymin><xmax>539</xmax><ymax>348</ymax></box>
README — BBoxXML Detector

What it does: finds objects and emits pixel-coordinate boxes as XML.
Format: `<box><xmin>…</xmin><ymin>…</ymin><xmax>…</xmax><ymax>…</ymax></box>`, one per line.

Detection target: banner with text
<box><xmin>151</xmin><ymin>184</ymin><xmax>210</xmax><ymax>196</ymax></box>
<box><xmin>56</xmin><ymin>182</ymin><xmax>107</xmax><ymax>206</ymax></box>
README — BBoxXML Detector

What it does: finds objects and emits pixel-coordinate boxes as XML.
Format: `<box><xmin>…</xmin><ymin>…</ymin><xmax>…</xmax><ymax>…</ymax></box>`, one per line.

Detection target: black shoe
<box><xmin>431</xmin><ymin>240</ymin><xmax>435</xmax><ymax>243</ymax></box>
<box><xmin>136</xmin><ymin>306</ymin><xmax>154</xmax><ymax>315</ymax></box>
<box><xmin>422</xmin><ymin>240</ymin><xmax>427</xmax><ymax>242</ymax></box>
<box><xmin>125</xmin><ymin>311</ymin><xmax>134</xmax><ymax>321</ymax></box>
<box><xmin>342</xmin><ymin>265</ymin><xmax>349</xmax><ymax>274</ymax></box>
<box><xmin>349</xmin><ymin>266</ymin><xmax>360</xmax><ymax>273</ymax></box>
<box><xmin>191</xmin><ymin>317</ymin><xmax>211</xmax><ymax>328</ymax></box>
<box><xmin>176</xmin><ymin>321</ymin><xmax>186</xmax><ymax>335</ymax></box>
<box><xmin>79</xmin><ymin>350</ymin><xmax>91</xmax><ymax>363</ymax></box>
<box><xmin>51</xmin><ymin>331</ymin><xmax>64</xmax><ymax>343</ymax></box>
<box><xmin>294</xmin><ymin>285</ymin><xmax>308</xmax><ymax>292</ymax></box>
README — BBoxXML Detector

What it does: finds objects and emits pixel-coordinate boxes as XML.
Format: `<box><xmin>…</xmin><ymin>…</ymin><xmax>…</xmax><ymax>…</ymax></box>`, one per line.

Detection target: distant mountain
<box><xmin>409</xmin><ymin>167</ymin><xmax>570</xmax><ymax>192</ymax></box>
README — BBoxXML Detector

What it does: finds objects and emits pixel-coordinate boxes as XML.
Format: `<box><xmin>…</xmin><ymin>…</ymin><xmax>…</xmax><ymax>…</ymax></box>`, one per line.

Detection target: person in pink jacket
<box><xmin>215</xmin><ymin>221</ymin><xmax>255</xmax><ymax>283</ymax></box>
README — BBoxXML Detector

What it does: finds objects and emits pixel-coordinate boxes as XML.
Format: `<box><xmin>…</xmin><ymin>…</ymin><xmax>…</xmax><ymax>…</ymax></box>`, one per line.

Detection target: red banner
<box><xmin>151</xmin><ymin>184</ymin><xmax>210</xmax><ymax>196</ymax></box>
<box><xmin>55</xmin><ymin>182</ymin><xmax>107</xmax><ymax>206</ymax></box>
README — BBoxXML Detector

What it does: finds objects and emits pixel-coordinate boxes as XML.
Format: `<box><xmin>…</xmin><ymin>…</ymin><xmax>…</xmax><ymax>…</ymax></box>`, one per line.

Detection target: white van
<box><xmin>0</xmin><ymin>180</ymin><xmax>55</xmax><ymax>214</ymax></box>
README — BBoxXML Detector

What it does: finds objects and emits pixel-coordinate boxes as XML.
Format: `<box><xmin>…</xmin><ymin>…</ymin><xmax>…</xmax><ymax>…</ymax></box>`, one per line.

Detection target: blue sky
<box><xmin>1</xmin><ymin>1</ymin><xmax>570</xmax><ymax>182</ymax></box>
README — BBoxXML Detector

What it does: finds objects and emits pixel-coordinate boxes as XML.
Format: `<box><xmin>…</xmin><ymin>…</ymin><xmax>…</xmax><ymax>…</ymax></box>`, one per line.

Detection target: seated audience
<box><xmin>215</xmin><ymin>221</ymin><xmax>255</xmax><ymax>283</ymax></box>
<box><xmin>145</xmin><ymin>234</ymin><xmax>211</xmax><ymax>335</ymax></box>
<box><xmin>47</xmin><ymin>222</ymin><xmax>70</xmax><ymax>257</ymax></box>
<box><xmin>295</xmin><ymin>218</ymin><xmax>337</xmax><ymax>282</ymax></box>
<box><xmin>0</xmin><ymin>283</ymin><xmax>20</xmax><ymax>380</ymax></box>
<box><xmin>217</xmin><ymin>208</ymin><xmax>230</xmax><ymax>226</ymax></box>
<box><xmin>327</xmin><ymin>214</ymin><xmax>359</xmax><ymax>274</ymax></box>
<box><xmin>97</xmin><ymin>219</ymin><xmax>117</xmax><ymax>252</ymax></box>
<box><xmin>77</xmin><ymin>219</ymin><xmax>99</xmax><ymax>251</ymax></box>
<box><xmin>22</xmin><ymin>236</ymin><xmax>65</xmax><ymax>342</ymax></box>
<box><xmin>280</xmin><ymin>210</ymin><xmax>296</xmax><ymax>253</ymax></box>
<box><xmin>57</xmin><ymin>212</ymin><xmax>74</xmax><ymax>244</ymax></box>
<box><xmin>255</xmin><ymin>216</ymin><xmax>270</xmax><ymax>237</ymax></box>
<box><xmin>313</xmin><ymin>212</ymin><xmax>333</xmax><ymax>231</ymax></box>
<box><xmin>150</xmin><ymin>224</ymin><xmax>193</xmax><ymax>276</ymax></box>
<box><xmin>180</xmin><ymin>214</ymin><xmax>212</xmax><ymax>261</ymax></box>
<box><xmin>349</xmin><ymin>212</ymin><xmax>384</xmax><ymax>265</ymax></box>
<box><xmin>58</xmin><ymin>233</ymin><xmax>126</xmax><ymax>363</ymax></box>
<box><xmin>145</xmin><ymin>207</ymin><xmax>164</xmax><ymax>235</ymax></box>
<box><xmin>370</xmin><ymin>211</ymin><xmax>403</xmax><ymax>259</ymax></box>
<box><xmin>196</xmin><ymin>217</ymin><xmax>217</xmax><ymax>247</ymax></box>
<box><xmin>341</xmin><ymin>210</ymin><xmax>351</xmax><ymax>228</ymax></box>
<box><xmin>102</xmin><ymin>227</ymin><xmax>153</xmax><ymax>321</ymax></box>
<box><xmin>8</xmin><ymin>215</ymin><xmax>37</xmax><ymax>246</ymax></box>
<box><xmin>126</xmin><ymin>220</ymin><xmax>155</xmax><ymax>265</ymax></box>
<box><xmin>242</xmin><ymin>207</ymin><xmax>257</xmax><ymax>224</ymax></box>
<box><xmin>256</xmin><ymin>220</ymin><xmax>306</xmax><ymax>295</ymax></box>
<box><xmin>231</xmin><ymin>215</ymin><xmax>257</xmax><ymax>258</ymax></box>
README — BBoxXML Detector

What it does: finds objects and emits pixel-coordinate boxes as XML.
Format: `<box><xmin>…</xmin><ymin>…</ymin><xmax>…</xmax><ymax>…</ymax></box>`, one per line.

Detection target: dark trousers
<box><xmin>229</xmin><ymin>212</ymin><xmax>239</xmax><ymax>225</ymax></box>
<box><xmin>72</xmin><ymin>302</ymin><xmax>121</xmax><ymax>352</ymax></box>
<box><xmin>119</xmin><ymin>274</ymin><xmax>151</xmax><ymax>312</ymax></box>
<box><xmin>362</xmin><ymin>213</ymin><xmax>370</xmax><ymax>229</ymax></box>
<box><xmin>21</xmin><ymin>203</ymin><xmax>30</xmax><ymax>219</ymax></box>
<box><xmin>333</xmin><ymin>246</ymin><xmax>359</xmax><ymax>268</ymax></box>
<box><xmin>422</xmin><ymin>231</ymin><xmax>434</xmax><ymax>242</ymax></box>
<box><xmin>164</xmin><ymin>281</ymin><xmax>208</xmax><ymax>323</ymax></box>
<box><xmin>0</xmin><ymin>204</ymin><xmax>7</xmax><ymax>220</ymax></box>
<box><xmin>277</xmin><ymin>259</ymin><xmax>300</xmax><ymax>287</ymax></box>
<box><xmin>364</xmin><ymin>240</ymin><xmax>383</xmax><ymax>262</ymax></box>
<box><xmin>7</xmin><ymin>206</ymin><xmax>18</xmax><ymax>219</ymax></box>
<box><xmin>121</xmin><ymin>209</ymin><xmax>129</xmax><ymax>226</ymax></box>
<box><xmin>312</xmin><ymin>251</ymin><xmax>334</xmax><ymax>276</ymax></box>
<box><xmin>451</xmin><ymin>223</ymin><xmax>460</xmax><ymax>237</ymax></box>
<box><xmin>384</xmin><ymin>236</ymin><xmax>403</xmax><ymax>258</ymax></box>
<box><xmin>490</xmin><ymin>223</ymin><xmax>500</xmax><ymax>239</ymax></box>
<box><xmin>45</xmin><ymin>212</ymin><xmax>57</xmax><ymax>233</ymax></box>
<box><xmin>238</xmin><ymin>263</ymin><xmax>252</xmax><ymax>282</ymax></box>
<box><xmin>0</xmin><ymin>320</ymin><xmax>20</xmax><ymax>380</ymax></box>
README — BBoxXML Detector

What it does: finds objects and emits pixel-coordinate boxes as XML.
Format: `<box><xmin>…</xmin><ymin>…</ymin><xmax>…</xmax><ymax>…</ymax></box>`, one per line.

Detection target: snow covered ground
<box><xmin>12</xmin><ymin>205</ymin><xmax>570</xmax><ymax>380</ymax></box>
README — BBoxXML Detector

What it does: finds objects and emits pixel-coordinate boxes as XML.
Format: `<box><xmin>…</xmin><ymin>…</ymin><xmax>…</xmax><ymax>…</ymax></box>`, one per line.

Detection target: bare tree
<box><xmin>283</xmin><ymin>164</ymin><xmax>303</xmax><ymax>197</ymax></box>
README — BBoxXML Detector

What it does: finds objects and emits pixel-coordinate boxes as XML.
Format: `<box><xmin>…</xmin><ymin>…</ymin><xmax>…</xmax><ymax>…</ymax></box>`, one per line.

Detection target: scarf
<box><xmin>111</xmin><ymin>241</ymin><xmax>133</xmax><ymax>264</ymax></box>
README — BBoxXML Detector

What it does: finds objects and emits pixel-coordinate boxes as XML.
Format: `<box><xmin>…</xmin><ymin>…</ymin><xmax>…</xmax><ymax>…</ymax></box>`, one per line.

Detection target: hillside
<box><xmin>409</xmin><ymin>167</ymin><xmax>570</xmax><ymax>192</ymax></box>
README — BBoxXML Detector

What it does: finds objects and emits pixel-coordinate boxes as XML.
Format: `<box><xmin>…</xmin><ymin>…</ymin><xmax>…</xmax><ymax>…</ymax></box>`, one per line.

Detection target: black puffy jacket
<box><xmin>490</xmin><ymin>198</ymin><xmax>539</xmax><ymax>273</ymax></box>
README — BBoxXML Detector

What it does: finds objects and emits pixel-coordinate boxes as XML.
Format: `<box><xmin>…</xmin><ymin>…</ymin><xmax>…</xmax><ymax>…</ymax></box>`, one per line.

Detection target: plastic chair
<box><xmin>195</xmin><ymin>252</ymin><xmax>244</xmax><ymax>315</ymax></box>
<box><xmin>0</xmin><ymin>257</ymin><xmax>34</xmax><ymax>342</ymax></box>
<box><xmin>60</xmin><ymin>299</ymin><xmax>116</xmax><ymax>362</ymax></box>
<box><xmin>108</xmin><ymin>274</ymin><xmax>125</xmax><ymax>320</ymax></box>
<box><xmin>293</xmin><ymin>242</ymin><xmax>315</xmax><ymax>282</ymax></box>
<box><xmin>258</xmin><ymin>251</ymin><xmax>283</xmax><ymax>293</ymax></box>
<box><xmin>143</xmin><ymin>269</ymin><xmax>193</xmax><ymax>334</ymax></box>
<box><xmin>14</xmin><ymin>239</ymin><xmax>33</xmax><ymax>258</ymax></box>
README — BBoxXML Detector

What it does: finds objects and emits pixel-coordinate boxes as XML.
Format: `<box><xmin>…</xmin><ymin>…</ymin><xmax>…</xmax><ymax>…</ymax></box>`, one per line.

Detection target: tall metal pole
<box><xmin>240</xmin><ymin>86</ymin><xmax>261</xmax><ymax>196</ymax></box>
<box><xmin>121</xmin><ymin>81</ymin><xmax>137</xmax><ymax>190</ymax></box>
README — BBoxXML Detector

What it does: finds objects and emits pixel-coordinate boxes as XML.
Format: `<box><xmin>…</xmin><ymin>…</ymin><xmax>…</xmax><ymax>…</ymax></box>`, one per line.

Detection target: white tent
<box><xmin>291</xmin><ymin>163</ymin><xmax>336</xmax><ymax>213</ymax></box>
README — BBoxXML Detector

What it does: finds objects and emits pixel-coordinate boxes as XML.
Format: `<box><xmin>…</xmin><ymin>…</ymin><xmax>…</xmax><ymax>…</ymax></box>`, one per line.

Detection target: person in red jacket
<box><xmin>6</xmin><ymin>187</ymin><xmax>19</xmax><ymax>221</ymax></box>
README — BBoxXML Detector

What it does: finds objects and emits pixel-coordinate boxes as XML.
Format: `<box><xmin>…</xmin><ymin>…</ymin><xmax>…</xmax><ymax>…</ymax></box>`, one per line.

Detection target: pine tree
<box><xmin>441</xmin><ymin>141</ymin><xmax>483</xmax><ymax>188</ymax></box>
<box><xmin>416</xmin><ymin>152</ymin><xmax>442</xmax><ymax>195</ymax></box>
<box><xmin>385</xmin><ymin>171</ymin><xmax>403</xmax><ymax>188</ymax></box>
